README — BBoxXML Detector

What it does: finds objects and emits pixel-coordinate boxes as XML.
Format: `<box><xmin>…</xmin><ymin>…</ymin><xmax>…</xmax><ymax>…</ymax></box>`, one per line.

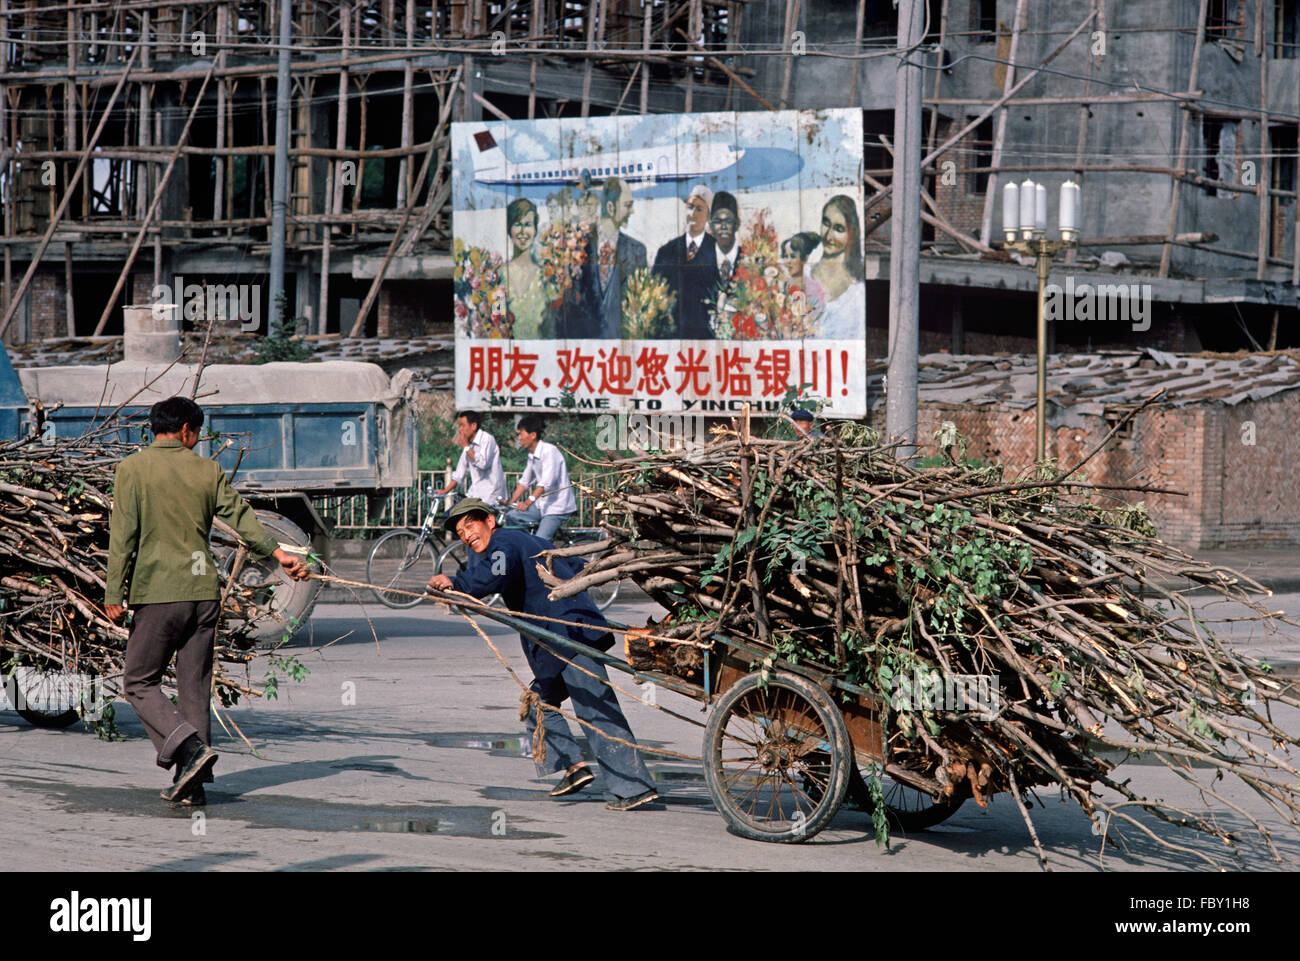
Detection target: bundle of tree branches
<box><xmin>0</xmin><ymin>432</ymin><xmax>305</xmax><ymax>733</ymax></box>
<box><xmin>543</xmin><ymin>422</ymin><xmax>1300</xmax><ymax>866</ymax></box>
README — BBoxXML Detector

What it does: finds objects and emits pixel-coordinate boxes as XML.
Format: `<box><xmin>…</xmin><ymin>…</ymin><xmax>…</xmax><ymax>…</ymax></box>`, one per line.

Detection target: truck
<box><xmin>0</xmin><ymin>307</ymin><xmax>419</xmax><ymax>643</ymax></box>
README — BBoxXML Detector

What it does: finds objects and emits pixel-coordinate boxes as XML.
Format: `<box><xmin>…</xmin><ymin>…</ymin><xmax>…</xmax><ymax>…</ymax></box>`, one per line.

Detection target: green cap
<box><xmin>443</xmin><ymin>497</ymin><xmax>496</xmax><ymax>532</ymax></box>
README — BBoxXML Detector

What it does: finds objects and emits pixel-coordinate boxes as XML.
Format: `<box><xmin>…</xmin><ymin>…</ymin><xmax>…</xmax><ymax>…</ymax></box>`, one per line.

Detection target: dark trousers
<box><xmin>523</xmin><ymin>642</ymin><xmax>655</xmax><ymax>799</ymax></box>
<box><xmin>123</xmin><ymin>600</ymin><xmax>219</xmax><ymax>775</ymax></box>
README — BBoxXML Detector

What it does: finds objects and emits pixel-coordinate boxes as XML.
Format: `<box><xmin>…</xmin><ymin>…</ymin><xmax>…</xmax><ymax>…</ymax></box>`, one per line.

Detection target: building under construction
<box><xmin>0</xmin><ymin>0</ymin><xmax>1295</xmax><ymax>353</ymax></box>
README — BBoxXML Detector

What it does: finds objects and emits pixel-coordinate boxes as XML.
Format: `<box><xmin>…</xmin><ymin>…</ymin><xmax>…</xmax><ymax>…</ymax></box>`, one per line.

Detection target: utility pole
<box><xmin>268</xmin><ymin>0</ymin><xmax>292</xmax><ymax>337</ymax></box>
<box><xmin>886</xmin><ymin>0</ymin><xmax>924</xmax><ymax>458</ymax></box>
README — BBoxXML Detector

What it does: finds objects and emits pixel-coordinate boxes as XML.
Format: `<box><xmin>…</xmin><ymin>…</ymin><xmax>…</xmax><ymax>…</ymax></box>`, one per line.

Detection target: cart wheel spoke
<box><xmin>702</xmin><ymin>671</ymin><xmax>851</xmax><ymax>843</ymax></box>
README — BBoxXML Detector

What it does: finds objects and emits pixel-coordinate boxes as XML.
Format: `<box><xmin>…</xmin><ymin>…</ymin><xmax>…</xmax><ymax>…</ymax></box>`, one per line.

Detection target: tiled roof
<box><xmin>865</xmin><ymin>349</ymin><xmax>1300</xmax><ymax>416</ymax></box>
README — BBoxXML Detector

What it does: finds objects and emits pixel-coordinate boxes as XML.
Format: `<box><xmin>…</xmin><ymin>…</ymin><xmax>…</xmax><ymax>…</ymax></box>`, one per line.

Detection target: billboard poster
<box><xmin>451</xmin><ymin>109</ymin><xmax>865</xmax><ymax>416</ymax></box>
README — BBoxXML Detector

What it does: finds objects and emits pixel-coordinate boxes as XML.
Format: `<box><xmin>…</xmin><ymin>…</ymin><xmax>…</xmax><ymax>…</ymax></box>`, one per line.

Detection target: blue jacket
<box><xmin>450</xmin><ymin>527</ymin><xmax>614</xmax><ymax>685</ymax></box>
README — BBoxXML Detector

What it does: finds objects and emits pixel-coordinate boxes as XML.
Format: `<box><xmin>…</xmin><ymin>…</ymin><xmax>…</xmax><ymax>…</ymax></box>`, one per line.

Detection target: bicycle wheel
<box><xmin>367</xmin><ymin>529</ymin><xmax>437</xmax><ymax>609</ymax></box>
<box><xmin>585</xmin><ymin>550</ymin><xmax>620</xmax><ymax>611</ymax></box>
<box><xmin>436</xmin><ymin>541</ymin><xmax>502</xmax><ymax>607</ymax></box>
<box><xmin>565</xmin><ymin>534</ymin><xmax>620</xmax><ymax>611</ymax></box>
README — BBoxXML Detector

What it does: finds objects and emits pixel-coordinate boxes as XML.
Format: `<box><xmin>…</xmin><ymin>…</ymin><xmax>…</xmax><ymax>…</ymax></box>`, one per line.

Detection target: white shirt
<box><xmin>451</xmin><ymin>428</ymin><xmax>506</xmax><ymax>504</ymax></box>
<box><xmin>717</xmin><ymin>245</ymin><xmax>739</xmax><ymax>280</ymax></box>
<box><xmin>519</xmin><ymin>440</ymin><xmax>577</xmax><ymax>516</ymax></box>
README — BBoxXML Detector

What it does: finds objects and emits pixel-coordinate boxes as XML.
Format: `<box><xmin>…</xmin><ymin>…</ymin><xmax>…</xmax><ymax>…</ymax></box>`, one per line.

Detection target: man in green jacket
<box><xmin>105</xmin><ymin>396</ymin><xmax>310</xmax><ymax>805</ymax></box>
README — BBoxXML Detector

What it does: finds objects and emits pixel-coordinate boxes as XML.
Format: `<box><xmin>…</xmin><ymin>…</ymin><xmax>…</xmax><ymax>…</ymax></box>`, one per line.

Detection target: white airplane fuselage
<box><xmin>473</xmin><ymin>142</ymin><xmax>743</xmax><ymax>187</ymax></box>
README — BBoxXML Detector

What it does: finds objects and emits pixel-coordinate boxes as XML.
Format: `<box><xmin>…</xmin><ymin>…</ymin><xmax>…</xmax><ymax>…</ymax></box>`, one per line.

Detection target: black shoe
<box><xmin>162</xmin><ymin>743</ymin><xmax>218</xmax><ymax>803</ymax></box>
<box><xmin>606</xmin><ymin>789</ymin><xmax>659</xmax><ymax>811</ymax></box>
<box><xmin>166</xmin><ymin>783</ymin><xmax>206</xmax><ymax>806</ymax></box>
<box><xmin>549</xmin><ymin>766</ymin><xmax>596</xmax><ymax>797</ymax></box>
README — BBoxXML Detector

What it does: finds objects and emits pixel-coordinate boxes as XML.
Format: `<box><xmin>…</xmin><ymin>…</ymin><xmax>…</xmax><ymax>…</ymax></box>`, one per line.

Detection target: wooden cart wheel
<box><xmin>702</xmin><ymin>671</ymin><xmax>851</xmax><ymax>843</ymax></box>
<box><xmin>846</xmin><ymin>760</ymin><xmax>968</xmax><ymax>832</ymax></box>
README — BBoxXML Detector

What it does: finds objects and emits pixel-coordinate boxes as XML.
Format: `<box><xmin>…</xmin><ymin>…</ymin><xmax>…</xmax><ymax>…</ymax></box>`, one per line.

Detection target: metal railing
<box><xmin>314</xmin><ymin>468</ymin><xmax>611</xmax><ymax>532</ymax></box>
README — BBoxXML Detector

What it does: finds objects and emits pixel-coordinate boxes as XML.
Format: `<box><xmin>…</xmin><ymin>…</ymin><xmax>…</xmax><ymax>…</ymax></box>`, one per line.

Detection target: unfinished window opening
<box><xmin>1104</xmin><ymin>411</ymin><xmax>1136</xmax><ymax>440</ymax></box>
<box><xmin>970</xmin><ymin>116</ymin><xmax>994</xmax><ymax>194</ymax></box>
<box><xmin>1207</xmin><ymin>0</ymin><xmax>1246</xmax><ymax>42</ymax></box>
<box><xmin>1201</xmin><ymin>117</ymin><xmax>1241</xmax><ymax>196</ymax></box>
<box><xmin>1278</xmin><ymin>0</ymin><xmax>1300</xmax><ymax>58</ymax></box>
<box><xmin>863</xmin><ymin>111</ymin><xmax>894</xmax><ymax>184</ymax></box>
<box><xmin>970</xmin><ymin>0</ymin><xmax>997</xmax><ymax>42</ymax></box>
<box><xmin>1270</xmin><ymin>125</ymin><xmax>1297</xmax><ymax>258</ymax></box>
<box><xmin>862</xmin><ymin>0</ymin><xmax>898</xmax><ymax>39</ymax></box>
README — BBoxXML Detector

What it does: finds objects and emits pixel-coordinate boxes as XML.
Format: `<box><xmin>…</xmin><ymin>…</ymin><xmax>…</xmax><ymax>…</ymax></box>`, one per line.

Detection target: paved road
<box><xmin>2</xmin><ymin>596</ymin><xmax>1298</xmax><ymax>872</ymax></box>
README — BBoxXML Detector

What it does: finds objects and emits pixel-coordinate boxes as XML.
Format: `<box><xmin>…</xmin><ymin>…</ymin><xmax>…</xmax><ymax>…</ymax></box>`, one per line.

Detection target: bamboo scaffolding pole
<box><xmin>352</xmin><ymin>71</ymin><xmax>367</xmax><ymax>234</ymax></box>
<box><xmin>1160</xmin><ymin>0</ymin><xmax>1210</xmax><ymax>278</ymax></box>
<box><xmin>924</xmin><ymin>0</ymin><xmax>948</xmax><ymax>162</ymax></box>
<box><xmin>978</xmin><ymin>0</ymin><xmax>1026</xmax><ymax>246</ymax></box>
<box><xmin>684</xmin><ymin>0</ymin><xmax>700</xmax><ymax>113</ymax></box>
<box><xmin>779</xmin><ymin>0</ymin><xmax>796</xmax><ymax>109</ymax></box>
<box><xmin>849</xmin><ymin>0</ymin><xmax>865</xmax><ymax>104</ymax></box>
<box><xmin>0</xmin><ymin>0</ymin><xmax>8</xmax><ymax>325</ymax></box>
<box><xmin>529</xmin><ymin>0</ymin><xmax>540</xmax><ymax>118</ymax></box>
<box><xmin>1255</xmin><ymin>0</ymin><xmax>1271</xmax><ymax>281</ymax></box>
<box><xmin>137</xmin><ymin>9</ymin><xmax>151</xmax><ymax>224</ymax></box>
<box><xmin>63</xmin><ymin>241</ymin><xmax>73</xmax><ymax>335</ymax></box>
<box><xmin>260</xmin><ymin>73</ymin><xmax>271</xmax><ymax>230</ymax></box>
<box><xmin>581</xmin><ymin>0</ymin><xmax>595</xmax><ymax>118</ymax></box>
<box><xmin>349</xmin><ymin>64</ymin><xmax>461</xmax><ymax>337</ymax></box>
<box><xmin>397</xmin><ymin>73</ymin><xmax>461</xmax><ymax>256</ymax></box>
<box><xmin>213</xmin><ymin>2</ymin><xmax>226</xmax><ymax>238</ymax></box>
<box><xmin>321</xmin><ymin>0</ymin><xmax>351</xmax><ymax>337</ymax></box>
<box><xmin>0</xmin><ymin>44</ymin><xmax>139</xmax><ymax>340</ymax></box>
<box><xmin>866</xmin><ymin>8</ymin><xmax>1130</xmax><ymax>218</ymax></box>
<box><xmin>91</xmin><ymin>55</ymin><xmax>219</xmax><ymax>337</ymax></box>
<box><xmin>1066</xmin><ymin>0</ymin><xmax>1098</xmax><ymax>266</ymax></box>
<box><xmin>641</xmin><ymin>0</ymin><xmax>651</xmax><ymax>115</ymax></box>
<box><xmin>928</xmin><ymin>92</ymin><xmax>1202</xmax><ymax>105</ymax></box>
<box><xmin>397</xmin><ymin>0</ymin><xmax>414</xmax><ymax>207</ymax></box>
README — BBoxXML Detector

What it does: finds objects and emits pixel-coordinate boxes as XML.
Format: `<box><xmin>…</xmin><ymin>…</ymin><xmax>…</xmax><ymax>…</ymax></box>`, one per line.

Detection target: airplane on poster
<box><xmin>469</xmin><ymin>129</ymin><xmax>744</xmax><ymax>189</ymax></box>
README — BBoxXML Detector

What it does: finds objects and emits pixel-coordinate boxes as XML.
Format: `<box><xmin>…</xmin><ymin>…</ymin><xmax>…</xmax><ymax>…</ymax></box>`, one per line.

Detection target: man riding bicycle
<box><xmin>504</xmin><ymin>414</ymin><xmax>575</xmax><ymax>542</ymax></box>
<box><xmin>432</xmin><ymin>410</ymin><xmax>506</xmax><ymax>505</ymax></box>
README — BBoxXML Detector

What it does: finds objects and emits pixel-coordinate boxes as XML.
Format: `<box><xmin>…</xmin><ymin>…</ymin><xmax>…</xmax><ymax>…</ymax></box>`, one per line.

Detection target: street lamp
<box><xmin>999</xmin><ymin>178</ymin><xmax>1081</xmax><ymax>462</ymax></box>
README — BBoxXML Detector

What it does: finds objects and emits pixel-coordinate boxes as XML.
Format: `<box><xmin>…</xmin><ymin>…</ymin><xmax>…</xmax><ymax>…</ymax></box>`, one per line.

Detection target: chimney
<box><xmin>122</xmin><ymin>304</ymin><xmax>181</xmax><ymax>364</ymax></box>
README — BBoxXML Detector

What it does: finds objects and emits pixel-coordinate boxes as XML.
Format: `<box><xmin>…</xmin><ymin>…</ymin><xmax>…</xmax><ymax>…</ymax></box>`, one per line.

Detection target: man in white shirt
<box><xmin>504</xmin><ymin>414</ymin><xmax>577</xmax><ymax>542</ymax></box>
<box><xmin>433</xmin><ymin>411</ymin><xmax>506</xmax><ymax>505</ymax></box>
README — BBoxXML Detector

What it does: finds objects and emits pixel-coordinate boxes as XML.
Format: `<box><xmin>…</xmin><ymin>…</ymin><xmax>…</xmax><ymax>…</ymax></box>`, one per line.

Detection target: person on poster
<box><xmin>811</xmin><ymin>194</ymin><xmax>865</xmax><ymax>340</ymax></box>
<box><xmin>557</xmin><ymin>177</ymin><xmax>646</xmax><ymax>339</ymax></box>
<box><xmin>706</xmin><ymin>191</ymin><xmax>742</xmax><ymax>338</ymax></box>
<box><xmin>780</xmin><ymin>231</ymin><xmax>828</xmax><ymax>327</ymax></box>
<box><xmin>504</xmin><ymin>198</ymin><xmax>551</xmax><ymax>339</ymax></box>
<box><xmin>590</xmin><ymin>177</ymin><xmax>646</xmax><ymax>339</ymax></box>
<box><xmin>652</xmin><ymin>184</ymin><xmax>717</xmax><ymax>340</ymax></box>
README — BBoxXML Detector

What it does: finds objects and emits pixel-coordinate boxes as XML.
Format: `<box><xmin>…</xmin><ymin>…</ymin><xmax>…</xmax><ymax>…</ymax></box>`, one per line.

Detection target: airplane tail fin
<box><xmin>470</xmin><ymin>129</ymin><xmax>506</xmax><ymax>177</ymax></box>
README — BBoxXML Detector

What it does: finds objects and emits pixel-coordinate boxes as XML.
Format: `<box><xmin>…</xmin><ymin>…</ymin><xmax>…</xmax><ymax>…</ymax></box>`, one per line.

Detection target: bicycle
<box><xmin>365</xmin><ymin>490</ymin><xmax>458</xmax><ymax>609</ymax></box>
<box><xmin>366</xmin><ymin>495</ymin><xmax>620</xmax><ymax>611</ymax></box>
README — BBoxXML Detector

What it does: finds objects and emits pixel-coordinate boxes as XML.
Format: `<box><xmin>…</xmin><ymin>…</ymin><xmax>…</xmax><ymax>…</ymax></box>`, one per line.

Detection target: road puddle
<box><xmin>1</xmin><ymin>774</ymin><xmax>560</xmax><ymax>840</ymax></box>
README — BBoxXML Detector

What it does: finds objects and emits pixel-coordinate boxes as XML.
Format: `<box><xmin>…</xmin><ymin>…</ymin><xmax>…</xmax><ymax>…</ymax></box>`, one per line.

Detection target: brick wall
<box><xmin>27</xmin><ymin>272</ymin><xmax>66</xmax><ymax>341</ymax></box>
<box><xmin>1213</xmin><ymin>395</ymin><xmax>1300</xmax><ymax>545</ymax></box>
<box><xmin>865</xmin><ymin>396</ymin><xmax>1299</xmax><ymax>549</ymax></box>
<box><xmin>932</xmin><ymin>119</ymin><xmax>988</xmax><ymax>237</ymax></box>
<box><xmin>377</xmin><ymin>282</ymin><xmax>431</xmax><ymax>338</ymax></box>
